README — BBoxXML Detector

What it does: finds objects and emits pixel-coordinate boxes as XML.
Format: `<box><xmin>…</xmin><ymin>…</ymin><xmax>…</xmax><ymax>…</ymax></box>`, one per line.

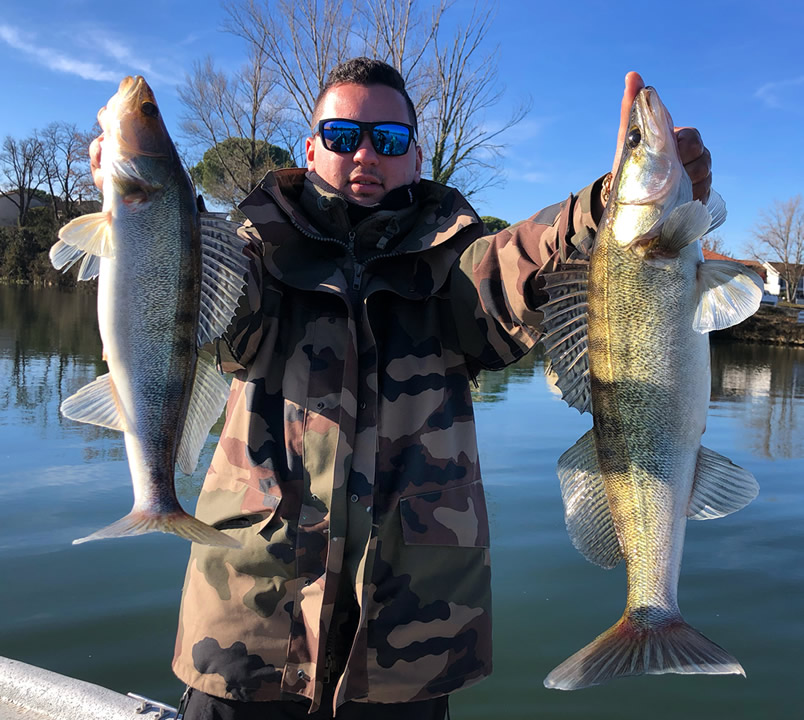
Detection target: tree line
<box><xmin>0</xmin><ymin>0</ymin><xmax>801</xmax><ymax>297</ymax></box>
<box><xmin>0</xmin><ymin>124</ymin><xmax>98</xmax><ymax>285</ymax></box>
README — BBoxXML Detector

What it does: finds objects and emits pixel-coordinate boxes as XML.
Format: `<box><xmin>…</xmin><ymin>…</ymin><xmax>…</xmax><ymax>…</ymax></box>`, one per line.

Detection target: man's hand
<box><xmin>89</xmin><ymin>134</ymin><xmax>104</xmax><ymax>191</ymax></box>
<box><xmin>611</xmin><ymin>71</ymin><xmax>712</xmax><ymax>204</ymax></box>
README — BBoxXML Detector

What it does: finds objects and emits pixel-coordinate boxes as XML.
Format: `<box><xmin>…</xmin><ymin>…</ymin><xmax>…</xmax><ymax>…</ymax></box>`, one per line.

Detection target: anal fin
<box><xmin>557</xmin><ymin>429</ymin><xmax>622</xmax><ymax>568</ymax></box>
<box><xmin>687</xmin><ymin>445</ymin><xmax>759</xmax><ymax>520</ymax></box>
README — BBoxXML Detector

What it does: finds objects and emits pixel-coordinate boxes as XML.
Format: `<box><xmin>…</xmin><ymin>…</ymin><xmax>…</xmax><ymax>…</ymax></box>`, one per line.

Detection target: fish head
<box><xmin>606</xmin><ymin>86</ymin><xmax>693</xmax><ymax>252</ymax></box>
<box><xmin>98</xmin><ymin>76</ymin><xmax>179</xmax><ymax>203</ymax></box>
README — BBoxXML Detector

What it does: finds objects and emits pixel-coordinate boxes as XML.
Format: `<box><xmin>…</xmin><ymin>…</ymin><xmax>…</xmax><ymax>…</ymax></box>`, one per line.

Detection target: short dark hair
<box><xmin>311</xmin><ymin>57</ymin><xmax>418</xmax><ymax>133</ymax></box>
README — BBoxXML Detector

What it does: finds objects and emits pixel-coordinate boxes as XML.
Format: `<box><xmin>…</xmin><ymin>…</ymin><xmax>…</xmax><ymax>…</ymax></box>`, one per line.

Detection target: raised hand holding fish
<box><xmin>540</xmin><ymin>82</ymin><xmax>762</xmax><ymax>690</ymax></box>
<box><xmin>50</xmin><ymin>76</ymin><xmax>249</xmax><ymax>548</ymax></box>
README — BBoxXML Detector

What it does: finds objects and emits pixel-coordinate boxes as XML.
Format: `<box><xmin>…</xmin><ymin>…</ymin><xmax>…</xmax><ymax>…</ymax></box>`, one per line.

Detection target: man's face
<box><xmin>306</xmin><ymin>83</ymin><xmax>422</xmax><ymax>206</ymax></box>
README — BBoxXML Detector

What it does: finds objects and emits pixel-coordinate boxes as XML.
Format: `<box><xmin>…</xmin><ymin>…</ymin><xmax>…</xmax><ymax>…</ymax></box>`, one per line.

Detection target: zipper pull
<box><xmin>352</xmin><ymin>262</ymin><xmax>365</xmax><ymax>291</ymax></box>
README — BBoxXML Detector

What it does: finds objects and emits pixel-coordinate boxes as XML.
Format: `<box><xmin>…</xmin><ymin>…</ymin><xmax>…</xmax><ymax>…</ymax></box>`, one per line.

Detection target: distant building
<box><xmin>702</xmin><ymin>249</ymin><xmax>780</xmax><ymax>305</ymax></box>
<box><xmin>767</xmin><ymin>261</ymin><xmax>804</xmax><ymax>304</ymax></box>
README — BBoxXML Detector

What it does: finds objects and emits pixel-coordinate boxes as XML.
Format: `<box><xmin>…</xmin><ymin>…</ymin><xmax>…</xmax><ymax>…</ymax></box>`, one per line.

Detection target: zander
<box><xmin>540</xmin><ymin>86</ymin><xmax>762</xmax><ymax>689</ymax></box>
<box><xmin>51</xmin><ymin>76</ymin><xmax>248</xmax><ymax>547</ymax></box>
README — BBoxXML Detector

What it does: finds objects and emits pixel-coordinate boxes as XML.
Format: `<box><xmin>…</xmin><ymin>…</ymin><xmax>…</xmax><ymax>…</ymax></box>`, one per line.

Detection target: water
<box><xmin>1</xmin><ymin>285</ymin><xmax>802</xmax><ymax>717</ymax></box>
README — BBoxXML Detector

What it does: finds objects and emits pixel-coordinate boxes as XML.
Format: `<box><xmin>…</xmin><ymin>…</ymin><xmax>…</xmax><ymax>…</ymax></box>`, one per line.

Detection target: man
<box><xmin>90</xmin><ymin>59</ymin><xmax>709</xmax><ymax>720</ymax></box>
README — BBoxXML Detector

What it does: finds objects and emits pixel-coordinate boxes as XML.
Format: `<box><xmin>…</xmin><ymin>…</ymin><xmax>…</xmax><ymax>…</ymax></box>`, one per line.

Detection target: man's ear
<box><xmin>414</xmin><ymin>143</ymin><xmax>423</xmax><ymax>183</ymax></box>
<box><xmin>306</xmin><ymin>136</ymin><xmax>316</xmax><ymax>171</ymax></box>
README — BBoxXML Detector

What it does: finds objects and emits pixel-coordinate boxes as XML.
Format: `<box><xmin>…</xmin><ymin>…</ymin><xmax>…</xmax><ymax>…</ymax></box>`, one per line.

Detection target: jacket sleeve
<box><xmin>214</xmin><ymin>221</ymin><xmax>273</xmax><ymax>373</ymax></box>
<box><xmin>450</xmin><ymin>179</ymin><xmax>603</xmax><ymax>370</ymax></box>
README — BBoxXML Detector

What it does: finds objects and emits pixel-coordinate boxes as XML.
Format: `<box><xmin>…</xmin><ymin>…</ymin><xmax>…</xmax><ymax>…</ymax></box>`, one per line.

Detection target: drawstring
<box><xmin>175</xmin><ymin>685</ymin><xmax>192</xmax><ymax>720</ymax></box>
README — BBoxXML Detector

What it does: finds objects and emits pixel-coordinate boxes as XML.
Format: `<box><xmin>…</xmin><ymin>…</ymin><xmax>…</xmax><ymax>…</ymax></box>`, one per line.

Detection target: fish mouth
<box><xmin>101</xmin><ymin>75</ymin><xmax>171</xmax><ymax>160</ymax></box>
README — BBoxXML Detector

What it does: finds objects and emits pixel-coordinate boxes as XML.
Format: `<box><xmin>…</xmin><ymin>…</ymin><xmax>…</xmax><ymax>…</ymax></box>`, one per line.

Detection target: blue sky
<box><xmin>1</xmin><ymin>0</ymin><xmax>802</xmax><ymax>256</ymax></box>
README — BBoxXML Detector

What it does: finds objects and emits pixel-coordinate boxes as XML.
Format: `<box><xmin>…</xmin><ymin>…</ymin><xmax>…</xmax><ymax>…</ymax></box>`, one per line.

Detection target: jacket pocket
<box><xmin>399</xmin><ymin>479</ymin><xmax>490</xmax><ymax>548</ymax></box>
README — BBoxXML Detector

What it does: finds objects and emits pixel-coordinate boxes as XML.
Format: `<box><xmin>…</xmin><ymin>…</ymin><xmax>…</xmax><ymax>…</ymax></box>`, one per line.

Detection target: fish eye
<box><xmin>141</xmin><ymin>102</ymin><xmax>159</xmax><ymax>118</ymax></box>
<box><xmin>627</xmin><ymin>127</ymin><xmax>641</xmax><ymax>148</ymax></box>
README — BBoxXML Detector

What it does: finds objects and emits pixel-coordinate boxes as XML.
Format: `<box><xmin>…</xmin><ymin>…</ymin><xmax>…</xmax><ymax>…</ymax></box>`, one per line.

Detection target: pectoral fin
<box><xmin>51</xmin><ymin>212</ymin><xmax>114</xmax><ymax>280</ymax></box>
<box><xmin>176</xmin><ymin>352</ymin><xmax>231</xmax><ymax>475</ymax></box>
<box><xmin>557</xmin><ymin>429</ymin><xmax>622</xmax><ymax>568</ymax></box>
<box><xmin>687</xmin><ymin>446</ymin><xmax>759</xmax><ymax>520</ymax></box>
<box><xmin>694</xmin><ymin>260</ymin><xmax>763</xmax><ymax>333</ymax></box>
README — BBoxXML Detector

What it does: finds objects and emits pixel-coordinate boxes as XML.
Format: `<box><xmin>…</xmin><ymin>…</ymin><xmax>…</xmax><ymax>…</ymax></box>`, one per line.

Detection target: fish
<box><xmin>49</xmin><ymin>76</ymin><xmax>249</xmax><ymax>548</ymax></box>
<box><xmin>538</xmin><ymin>86</ymin><xmax>763</xmax><ymax>690</ymax></box>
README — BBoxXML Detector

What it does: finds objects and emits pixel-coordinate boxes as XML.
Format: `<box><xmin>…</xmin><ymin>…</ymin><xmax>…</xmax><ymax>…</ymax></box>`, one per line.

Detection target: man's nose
<box><xmin>352</xmin><ymin>133</ymin><xmax>379</xmax><ymax>164</ymax></box>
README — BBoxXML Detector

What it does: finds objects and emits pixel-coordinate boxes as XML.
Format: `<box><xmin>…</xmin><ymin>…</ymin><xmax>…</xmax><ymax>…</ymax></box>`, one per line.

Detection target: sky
<box><xmin>1</xmin><ymin>0</ymin><xmax>802</xmax><ymax>256</ymax></box>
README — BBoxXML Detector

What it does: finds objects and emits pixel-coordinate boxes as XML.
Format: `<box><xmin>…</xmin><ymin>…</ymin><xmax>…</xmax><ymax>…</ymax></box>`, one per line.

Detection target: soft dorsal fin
<box><xmin>50</xmin><ymin>212</ymin><xmax>114</xmax><ymax>281</ymax></box>
<box><xmin>557</xmin><ymin>429</ymin><xmax>622</xmax><ymax>568</ymax></box>
<box><xmin>694</xmin><ymin>260</ymin><xmax>763</xmax><ymax>333</ymax></box>
<box><xmin>176</xmin><ymin>353</ymin><xmax>230</xmax><ymax>475</ymax></box>
<box><xmin>539</xmin><ymin>266</ymin><xmax>591</xmax><ymax>414</ymax></box>
<box><xmin>197</xmin><ymin>215</ymin><xmax>250</xmax><ymax>347</ymax></box>
<box><xmin>687</xmin><ymin>445</ymin><xmax>759</xmax><ymax>520</ymax></box>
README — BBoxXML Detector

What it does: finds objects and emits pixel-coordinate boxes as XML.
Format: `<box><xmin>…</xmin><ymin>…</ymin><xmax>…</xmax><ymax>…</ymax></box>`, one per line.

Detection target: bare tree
<box><xmin>746</xmin><ymin>195</ymin><xmax>804</xmax><ymax>303</ymax></box>
<box><xmin>424</xmin><ymin>3</ymin><xmax>529</xmax><ymax>197</ymax></box>
<box><xmin>223</xmin><ymin>0</ymin><xmax>355</xmax><ymax>157</ymax></box>
<box><xmin>179</xmin><ymin>43</ymin><xmax>288</xmax><ymax>207</ymax></box>
<box><xmin>39</xmin><ymin>122</ymin><xmax>96</xmax><ymax>223</ymax></box>
<box><xmin>701</xmin><ymin>231</ymin><xmax>726</xmax><ymax>255</ymax></box>
<box><xmin>0</xmin><ymin>135</ymin><xmax>46</xmax><ymax>226</ymax></box>
<box><xmin>356</xmin><ymin>0</ymin><xmax>446</xmax><ymax>116</ymax></box>
<box><xmin>189</xmin><ymin>0</ymin><xmax>527</xmax><ymax>200</ymax></box>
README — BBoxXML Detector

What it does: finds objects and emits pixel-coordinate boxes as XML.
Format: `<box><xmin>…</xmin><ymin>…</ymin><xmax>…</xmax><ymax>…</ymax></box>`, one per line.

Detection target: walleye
<box><xmin>539</xmin><ymin>87</ymin><xmax>762</xmax><ymax>690</ymax></box>
<box><xmin>50</xmin><ymin>76</ymin><xmax>249</xmax><ymax>547</ymax></box>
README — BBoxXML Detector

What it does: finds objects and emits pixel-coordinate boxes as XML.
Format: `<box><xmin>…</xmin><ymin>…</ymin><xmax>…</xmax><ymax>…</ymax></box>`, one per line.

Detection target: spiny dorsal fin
<box><xmin>60</xmin><ymin>373</ymin><xmax>128</xmax><ymax>432</ymax></box>
<box><xmin>705</xmin><ymin>190</ymin><xmax>727</xmax><ymax>234</ymax></box>
<box><xmin>540</xmin><ymin>266</ymin><xmax>591</xmax><ymax>414</ymax></box>
<box><xmin>51</xmin><ymin>212</ymin><xmax>114</xmax><ymax>281</ymax></box>
<box><xmin>557</xmin><ymin>429</ymin><xmax>622</xmax><ymax>568</ymax></box>
<box><xmin>197</xmin><ymin>215</ymin><xmax>250</xmax><ymax>347</ymax></box>
<box><xmin>694</xmin><ymin>260</ymin><xmax>763</xmax><ymax>333</ymax></box>
<box><xmin>687</xmin><ymin>445</ymin><xmax>759</xmax><ymax>520</ymax></box>
<box><xmin>176</xmin><ymin>352</ymin><xmax>230</xmax><ymax>475</ymax></box>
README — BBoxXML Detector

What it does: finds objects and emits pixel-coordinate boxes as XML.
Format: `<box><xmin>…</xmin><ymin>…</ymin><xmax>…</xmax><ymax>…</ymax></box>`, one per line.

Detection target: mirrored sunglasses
<box><xmin>316</xmin><ymin>119</ymin><xmax>416</xmax><ymax>157</ymax></box>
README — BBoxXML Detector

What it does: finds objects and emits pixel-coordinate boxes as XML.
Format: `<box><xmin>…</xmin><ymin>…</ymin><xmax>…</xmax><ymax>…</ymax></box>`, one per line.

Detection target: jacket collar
<box><xmin>238</xmin><ymin>168</ymin><xmax>481</xmax><ymax>297</ymax></box>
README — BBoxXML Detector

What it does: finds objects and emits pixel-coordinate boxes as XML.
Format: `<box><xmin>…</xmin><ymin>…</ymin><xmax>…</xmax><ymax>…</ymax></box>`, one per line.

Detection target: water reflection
<box><xmin>0</xmin><ymin>285</ymin><xmax>123</xmax><ymax>463</ymax></box>
<box><xmin>471</xmin><ymin>333</ymin><xmax>804</xmax><ymax>460</ymax></box>
<box><xmin>710</xmin><ymin>339</ymin><xmax>804</xmax><ymax>459</ymax></box>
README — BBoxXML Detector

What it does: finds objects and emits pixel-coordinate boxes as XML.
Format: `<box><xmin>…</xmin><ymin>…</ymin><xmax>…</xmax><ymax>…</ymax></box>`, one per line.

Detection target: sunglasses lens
<box><xmin>371</xmin><ymin>124</ymin><xmax>412</xmax><ymax>156</ymax></box>
<box><xmin>320</xmin><ymin>121</ymin><xmax>413</xmax><ymax>156</ymax></box>
<box><xmin>321</xmin><ymin>121</ymin><xmax>361</xmax><ymax>152</ymax></box>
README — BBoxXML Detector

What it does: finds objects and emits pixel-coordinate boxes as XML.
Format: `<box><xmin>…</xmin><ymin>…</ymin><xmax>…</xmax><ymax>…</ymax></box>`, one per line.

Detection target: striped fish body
<box><xmin>97</xmin><ymin>141</ymin><xmax>201</xmax><ymax>522</ymax></box>
<box><xmin>541</xmin><ymin>86</ymin><xmax>763</xmax><ymax>689</ymax></box>
<box><xmin>51</xmin><ymin>76</ymin><xmax>249</xmax><ymax>547</ymax></box>
<box><xmin>587</xmin><ymin>226</ymin><xmax>709</xmax><ymax>625</ymax></box>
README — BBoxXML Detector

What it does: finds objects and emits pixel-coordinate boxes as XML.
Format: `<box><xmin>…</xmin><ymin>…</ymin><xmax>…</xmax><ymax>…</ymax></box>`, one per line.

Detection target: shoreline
<box><xmin>711</xmin><ymin>304</ymin><xmax>804</xmax><ymax>347</ymax></box>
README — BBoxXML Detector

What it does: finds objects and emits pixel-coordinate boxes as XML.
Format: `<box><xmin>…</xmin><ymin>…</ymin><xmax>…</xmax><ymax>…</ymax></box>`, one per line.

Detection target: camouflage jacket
<box><xmin>173</xmin><ymin>168</ymin><xmax>600</xmax><ymax>712</ymax></box>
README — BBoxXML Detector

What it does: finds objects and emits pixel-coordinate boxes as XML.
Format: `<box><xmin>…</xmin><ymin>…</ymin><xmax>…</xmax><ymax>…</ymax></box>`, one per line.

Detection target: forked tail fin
<box><xmin>73</xmin><ymin>509</ymin><xmax>241</xmax><ymax>548</ymax></box>
<box><xmin>544</xmin><ymin>614</ymin><xmax>744</xmax><ymax>690</ymax></box>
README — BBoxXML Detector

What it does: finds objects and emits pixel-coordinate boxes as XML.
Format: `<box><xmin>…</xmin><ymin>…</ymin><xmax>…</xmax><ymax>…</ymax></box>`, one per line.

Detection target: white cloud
<box><xmin>0</xmin><ymin>23</ymin><xmax>176</xmax><ymax>88</ymax></box>
<box><xmin>755</xmin><ymin>76</ymin><xmax>804</xmax><ymax>110</ymax></box>
<box><xmin>0</xmin><ymin>23</ymin><xmax>119</xmax><ymax>83</ymax></box>
<box><xmin>521</xmin><ymin>171</ymin><xmax>549</xmax><ymax>184</ymax></box>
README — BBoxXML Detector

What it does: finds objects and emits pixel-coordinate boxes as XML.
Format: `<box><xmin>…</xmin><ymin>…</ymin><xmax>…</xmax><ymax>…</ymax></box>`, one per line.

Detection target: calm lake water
<box><xmin>1</xmin><ymin>285</ymin><xmax>802</xmax><ymax>718</ymax></box>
